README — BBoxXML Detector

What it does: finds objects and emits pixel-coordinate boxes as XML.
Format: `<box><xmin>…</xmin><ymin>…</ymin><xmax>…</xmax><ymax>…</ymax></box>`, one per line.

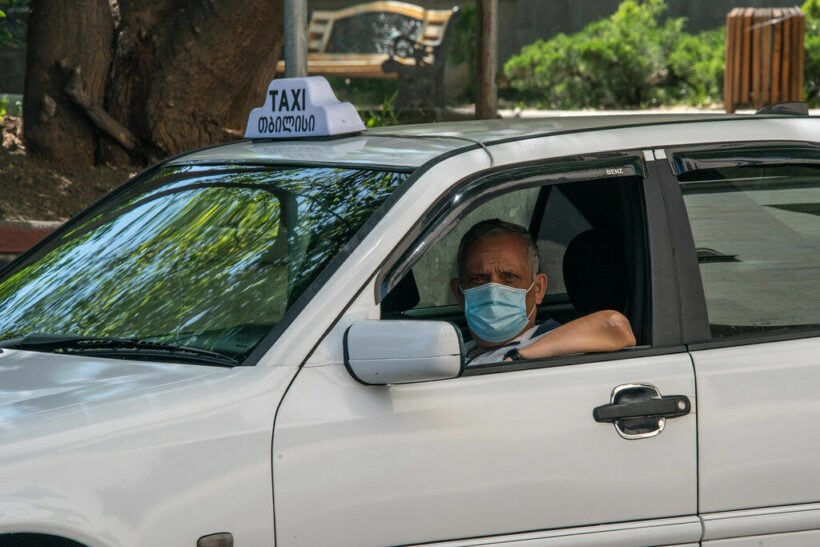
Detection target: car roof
<box><xmin>171</xmin><ymin>113</ymin><xmax>815</xmax><ymax>170</ymax></box>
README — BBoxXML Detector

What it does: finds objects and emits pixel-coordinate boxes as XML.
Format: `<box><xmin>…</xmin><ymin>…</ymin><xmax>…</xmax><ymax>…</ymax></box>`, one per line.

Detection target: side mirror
<box><xmin>344</xmin><ymin>320</ymin><xmax>464</xmax><ymax>385</ymax></box>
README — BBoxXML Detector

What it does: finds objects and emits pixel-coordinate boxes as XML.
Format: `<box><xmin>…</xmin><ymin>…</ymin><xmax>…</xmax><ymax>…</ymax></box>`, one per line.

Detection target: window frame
<box><xmin>376</xmin><ymin>150</ymin><xmax>685</xmax><ymax>373</ymax></box>
<box><xmin>664</xmin><ymin>141</ymin><xmax>820</xmax><ymax>350</ymax></box>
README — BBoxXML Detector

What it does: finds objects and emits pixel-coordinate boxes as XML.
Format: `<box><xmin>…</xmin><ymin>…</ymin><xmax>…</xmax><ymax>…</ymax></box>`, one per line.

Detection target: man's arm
<box><xmin>512</xmin><ymin>310</ymin><xmax>636</xmax><ymax>360</ymax></box>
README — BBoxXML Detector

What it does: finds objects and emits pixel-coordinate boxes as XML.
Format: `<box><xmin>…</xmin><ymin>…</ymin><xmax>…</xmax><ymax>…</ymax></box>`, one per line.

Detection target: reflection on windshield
<box><xmin>0</xmin><ymin>165</ymin><xmax>407</xmax><ymax>362</ymax></box>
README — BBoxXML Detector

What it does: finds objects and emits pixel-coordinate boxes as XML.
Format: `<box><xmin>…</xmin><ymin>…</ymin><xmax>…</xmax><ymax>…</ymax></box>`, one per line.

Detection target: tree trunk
<box><xmin>104</xmin><ymin>0</ymin><xmax>284</xmax><ymax>163</ymax></box>
<box><xmin>475</xmin><ymin>0</ymin><xmax>498</xmax><ymax>120</ymax></box>
<box><xmin>23</xmin><ymin>0</ymin><xmax>113</xmax><ymax>168</ymax></box>
<box><xmin>25</xmin><ymin>0</ymin><xmax>284</xmax><ymax>168</ymax></box>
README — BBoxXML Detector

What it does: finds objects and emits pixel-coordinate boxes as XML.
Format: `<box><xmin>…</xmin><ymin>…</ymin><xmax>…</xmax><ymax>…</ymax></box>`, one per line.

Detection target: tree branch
<box><xmin>60</xmin><ymin>59</ymin><xmax>139</xmax><ymax>151</ymax></box>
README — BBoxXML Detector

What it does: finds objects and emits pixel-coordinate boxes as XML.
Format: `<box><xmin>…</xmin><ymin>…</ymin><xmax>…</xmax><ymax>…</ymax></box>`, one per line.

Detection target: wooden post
<box><xmin>476</xmin><ymin>0</ymin><xmax>498</xmax><ymax>120</ymax></box>
<box><xmin>741</xmin><ymin>8</ymin><xmax>753</xmax><ymax>105</ymax></box>
<box><xmin>724</xmin><ymin>8</ymin><xmax>739</xmax><ymax>113</ymax></box>
<box><xmin>771</xmin><ymin>8</ymin><xmax>783</xmax><ymax>104</ymax></box>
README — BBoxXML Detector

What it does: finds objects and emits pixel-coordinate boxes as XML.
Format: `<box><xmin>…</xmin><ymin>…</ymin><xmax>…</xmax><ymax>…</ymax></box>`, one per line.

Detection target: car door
<box><xmin>668</xmin><ymin>144</ymin><xmax>820</xmax><ymax>545</ymax></box>
<box><xmin>272</xmin><ymin>154</ymin><xmax>701</xmax><ymax>546</ymax></box>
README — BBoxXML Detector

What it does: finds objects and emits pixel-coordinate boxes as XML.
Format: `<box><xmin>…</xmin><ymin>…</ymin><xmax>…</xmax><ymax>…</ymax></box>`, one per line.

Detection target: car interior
<box><xmin>381</xmin><ymin>173</ymin><xmax>651</xmax><ymax>351</ymax></box>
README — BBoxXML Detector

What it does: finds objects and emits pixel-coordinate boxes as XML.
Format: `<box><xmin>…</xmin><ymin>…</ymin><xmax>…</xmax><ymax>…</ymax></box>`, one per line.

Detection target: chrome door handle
<box><xmin>593</xmin><ymin>383</ymin><xmax>691</xmax><ymax>440</ymax></box>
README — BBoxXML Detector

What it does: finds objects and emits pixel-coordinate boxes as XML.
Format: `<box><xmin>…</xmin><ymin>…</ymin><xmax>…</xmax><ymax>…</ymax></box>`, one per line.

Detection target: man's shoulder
<box><xmin>532</xmin><ymin>318</ymin><xmax>561</xmax><ymax>338</ymax></box>
<box><xmin>466</xmin><ymin>319</ymin><xmax>561</xmax><ymax>366</ymax></box>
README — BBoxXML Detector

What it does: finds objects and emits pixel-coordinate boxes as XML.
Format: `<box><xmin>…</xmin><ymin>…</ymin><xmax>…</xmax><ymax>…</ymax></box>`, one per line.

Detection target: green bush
<box><xmin>667</xmin><ymin>27</ymin><xmax>725</xmax><ymax>106</ymax></box>
<box><xmin>504</xmin><ymin>0</ymin><xmax>687</xmax><ymax>109</ymax></box>
<box><xmin>504</xmin><ymin>0</ymin><xmax>820</xmax><ymax>110</ymax></box>
<box><xmin>804</xmin><ymin>0</ymin><xmax>820</xmax><ymax>105</ymax></box>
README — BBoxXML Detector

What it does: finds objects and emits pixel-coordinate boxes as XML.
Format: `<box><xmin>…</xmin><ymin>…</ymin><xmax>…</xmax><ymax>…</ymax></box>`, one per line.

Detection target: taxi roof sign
<box><xmin>245</xmin><ymin>76</ymin><xmax>366</xmax><ymax>139</ymax></box>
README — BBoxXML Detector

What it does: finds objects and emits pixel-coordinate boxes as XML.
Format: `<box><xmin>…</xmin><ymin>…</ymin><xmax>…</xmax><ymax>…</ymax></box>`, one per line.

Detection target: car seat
<box><xmin>562</xmin><ymin>228</ymin><xmax>628</xmax><ymax>316</ymax></box>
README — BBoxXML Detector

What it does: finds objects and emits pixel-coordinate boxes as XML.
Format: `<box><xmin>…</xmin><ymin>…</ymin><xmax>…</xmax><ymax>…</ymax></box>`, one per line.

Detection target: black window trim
<box><xmin>463</xmin><ymin>344</ymin><xmax>688</xmax><ymax>377</ymax></box>
<box><xmin>668</xmin><ymin>141</ymin><xmax>820</xmax><ymax>176</ymax></box>
<box><xmin>648</xmin><ymin>156</ymin><xmax>711</xmax><ymax>345</ymax></box>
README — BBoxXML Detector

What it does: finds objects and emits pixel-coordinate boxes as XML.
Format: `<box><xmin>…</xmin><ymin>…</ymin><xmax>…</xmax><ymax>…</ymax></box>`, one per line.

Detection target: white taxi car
<box><xmin>0</xmin><ymin>78</ymin><xmax>818</xmax><ymax>547</ymax></box>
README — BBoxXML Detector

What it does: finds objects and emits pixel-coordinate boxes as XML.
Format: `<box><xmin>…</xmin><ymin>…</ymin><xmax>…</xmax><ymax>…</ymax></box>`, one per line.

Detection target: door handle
<box><xmin>594</xmin><ymin>383</ymin><xmax>691</xmax><ymax>440</ymax></box>
<box><xmin>593</xmin><ymin>394</ymin><xmax>690</xmax><ymax>422</ymax></box>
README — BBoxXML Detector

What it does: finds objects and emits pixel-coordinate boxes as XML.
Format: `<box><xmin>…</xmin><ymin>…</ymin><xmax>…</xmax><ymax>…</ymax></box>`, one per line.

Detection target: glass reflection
<box><xmin>0</xmin><ymin>165</ymin><xmax>407</xmax><ymax>363</ymax></box>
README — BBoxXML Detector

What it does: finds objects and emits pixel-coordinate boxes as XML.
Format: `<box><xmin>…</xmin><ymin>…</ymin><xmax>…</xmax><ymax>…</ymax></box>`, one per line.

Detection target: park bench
<box><xmin>276</xmin><ymin>1</ymin><xmax>460</xmax><ymax>109</ymax></box>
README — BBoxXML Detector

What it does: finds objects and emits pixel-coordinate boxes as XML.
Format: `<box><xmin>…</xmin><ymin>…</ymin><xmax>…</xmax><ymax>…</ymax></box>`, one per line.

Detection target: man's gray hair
<box><xmin>456</xmin><ymin>218</ymin><xmax>541</xmax><ymax>280</ymax></box>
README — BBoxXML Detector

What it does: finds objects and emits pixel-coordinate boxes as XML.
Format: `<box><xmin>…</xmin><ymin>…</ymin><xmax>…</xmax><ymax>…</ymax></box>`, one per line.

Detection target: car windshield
<box><xmin>0</xmin><ymin>164</ymin><xmax>407</xmax><ymax>364</ymax></box>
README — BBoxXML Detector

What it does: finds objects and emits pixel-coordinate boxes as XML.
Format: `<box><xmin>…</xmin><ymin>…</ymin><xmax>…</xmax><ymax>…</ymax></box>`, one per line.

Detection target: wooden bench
<box><xmin>276</xmin><ymin>1</ymin><xmax>459</xmax><ymax>109</ymax></box>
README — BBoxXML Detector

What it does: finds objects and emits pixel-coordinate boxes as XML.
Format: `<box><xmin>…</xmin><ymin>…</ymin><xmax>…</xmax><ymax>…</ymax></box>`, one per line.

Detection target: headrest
<box><xmin>562</xmin><ymin>229</ymin><xmax>627</xmax><ymax>314</ymax></box>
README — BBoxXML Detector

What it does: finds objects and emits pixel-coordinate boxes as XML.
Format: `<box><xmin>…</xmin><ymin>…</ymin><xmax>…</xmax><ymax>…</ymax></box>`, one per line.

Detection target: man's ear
<box><xmin>534</xmin><ymin>273</ymin><xmax>548</xmax><ymax>304</ymax></box>
<box><xmin>450</xmin><ymin>278</ymin><xmax>465</xmax><ymax>308</ymax></box>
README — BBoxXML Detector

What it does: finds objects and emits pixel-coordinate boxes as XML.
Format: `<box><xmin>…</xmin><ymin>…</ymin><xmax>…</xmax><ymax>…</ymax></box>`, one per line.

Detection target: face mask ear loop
<box><xmin>525</xmin><ymin>277</ymin><xmax>537</xmax><ymax>319</ymax></box>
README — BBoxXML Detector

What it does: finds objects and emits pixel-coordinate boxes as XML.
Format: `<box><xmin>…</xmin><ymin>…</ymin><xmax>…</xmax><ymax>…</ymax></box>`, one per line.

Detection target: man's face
<box><xmin>450</xmin><ymin>232</ymin><xmax>547</xmax><ymax>346</ymax></box>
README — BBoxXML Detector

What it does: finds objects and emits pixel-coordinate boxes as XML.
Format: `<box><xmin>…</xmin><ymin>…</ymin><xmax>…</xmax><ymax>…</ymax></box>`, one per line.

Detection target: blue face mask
<box><xmin>461</xmin><ymin>281</ymin><xmax>535</xmax><ymax>343</ymax></box>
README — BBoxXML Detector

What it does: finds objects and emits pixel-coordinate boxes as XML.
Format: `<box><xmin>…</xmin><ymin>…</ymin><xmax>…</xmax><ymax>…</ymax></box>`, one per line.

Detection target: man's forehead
<box><xmin>466</xmin><ymin>231</ymin><xmax>526</xmax><ymax>250</ymax></box>
<box><xmin>462</xmin><ymin>233</ymin><xmax>530</xmax><ymax>266</ymax></box>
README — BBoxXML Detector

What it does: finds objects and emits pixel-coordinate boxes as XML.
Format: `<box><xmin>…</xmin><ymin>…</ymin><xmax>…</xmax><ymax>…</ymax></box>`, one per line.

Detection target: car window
<box><xmin>535</xmin><ymin>185</ymin><xmax>592</xmax><ymax>296</ymax></box>
<box><xmin>678</xmin><ymin>150</ymin><xmax>820</xmax><ymax>339</ymax></box>
<box><xmin>411</xmin><ymin>186</ymin><xmax>540</xmax><ymax>308</ymax></box>
<box><xmin>382</xmin><ymin>157</ymin><xmax>650</xmax><ymax>358</ymax></box>
<box><xmin>0</xmin><ymin>165</ymin><xmax>408</xmax><ymax>363</ymax></box>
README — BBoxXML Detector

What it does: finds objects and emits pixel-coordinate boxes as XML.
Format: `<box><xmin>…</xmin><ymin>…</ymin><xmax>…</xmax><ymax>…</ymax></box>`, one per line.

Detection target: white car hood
<box><xmin>0</xmin><ymin>348</ymin><xmax>294</xmax><ymax>544</ymax></box>
<box><xmin>0</xmin><ymin>348</ymin><xmax>273</xmax><ymax>445</ymax></box>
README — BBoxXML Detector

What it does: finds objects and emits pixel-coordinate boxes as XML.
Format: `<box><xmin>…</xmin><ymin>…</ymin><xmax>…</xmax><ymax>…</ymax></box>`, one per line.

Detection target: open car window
<box><xmin>381</xmin><ymin>156</ymin><xmax>651</xmax><ymax>363</ymax></box>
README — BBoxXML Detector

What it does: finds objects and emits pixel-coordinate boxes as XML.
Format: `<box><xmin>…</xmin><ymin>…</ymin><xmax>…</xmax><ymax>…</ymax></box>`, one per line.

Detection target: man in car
<box><xmin>450</xmin><ymin>218</ymin><xmax>636</xmax><ymax>365</ymax></box>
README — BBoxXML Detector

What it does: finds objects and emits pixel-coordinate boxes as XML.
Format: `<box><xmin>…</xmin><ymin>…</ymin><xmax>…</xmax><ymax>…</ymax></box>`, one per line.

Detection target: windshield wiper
<box><xmin>0</xmin><ymin>334</ymin><xmax>239</xmax><ymax>367</ymax></box>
